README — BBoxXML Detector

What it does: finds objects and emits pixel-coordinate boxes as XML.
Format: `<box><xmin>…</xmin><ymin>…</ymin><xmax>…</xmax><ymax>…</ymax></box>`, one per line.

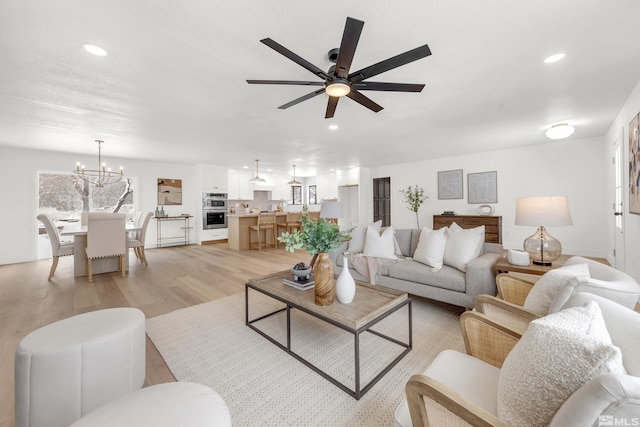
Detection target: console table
<box><xmin>154</xmin><ymin>215</ymin><xmax>193</xmax><ymax>248</ymax></box>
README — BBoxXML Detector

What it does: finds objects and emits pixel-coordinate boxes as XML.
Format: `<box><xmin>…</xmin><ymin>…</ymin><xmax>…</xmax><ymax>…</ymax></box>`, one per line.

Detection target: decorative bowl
<box><xmin>291</xmin><ymin>263</ymin><xmax>311</xmax><ymax>281</ymax></box>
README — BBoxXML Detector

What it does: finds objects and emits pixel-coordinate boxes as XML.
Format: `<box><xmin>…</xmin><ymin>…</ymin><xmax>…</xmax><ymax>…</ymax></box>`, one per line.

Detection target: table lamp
<box><xmin>320</xmin><ymin>201</ymin><xmax>343</xmax><ymax>225</ymax></box>
<box><xmin>515</xmin><ymin>196</ymin><xmax>573</xmax><ymax>266</ymax></box>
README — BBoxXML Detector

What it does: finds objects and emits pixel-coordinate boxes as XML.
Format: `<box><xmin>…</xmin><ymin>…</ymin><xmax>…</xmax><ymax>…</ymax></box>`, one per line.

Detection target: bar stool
<box><xmin>277</xmin><ymin>212</ymin><xmax>302</xmax><ymax>237</ymax></box>
<box><xmin>308</xmin><ymin>211</ymin><xmax>320</xmax><ymax>223</ymax></box>
<box><xmin>249</xmin><ymin>213</ymin><xmax>277</xmax><ymax>251</ymax></box>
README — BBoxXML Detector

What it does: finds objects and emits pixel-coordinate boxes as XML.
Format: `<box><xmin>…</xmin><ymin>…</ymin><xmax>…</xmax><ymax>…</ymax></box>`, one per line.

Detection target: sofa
<box><xmin>330</xmin><ymin>228</ymin><xmax>503</xmax><ymax>309</ymax></box>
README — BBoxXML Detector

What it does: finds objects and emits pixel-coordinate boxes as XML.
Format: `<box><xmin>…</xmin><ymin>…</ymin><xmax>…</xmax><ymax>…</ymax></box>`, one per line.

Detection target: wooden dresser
<box><xmin>433</xmin><ymin>215</ymin><xmax>502</xmax><ymax>244</ymax></box>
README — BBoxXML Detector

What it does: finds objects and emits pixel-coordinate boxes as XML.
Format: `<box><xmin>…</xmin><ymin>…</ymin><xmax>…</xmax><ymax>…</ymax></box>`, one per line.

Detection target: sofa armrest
<box><xmin>405</xmin><ymin>374</ymin><xmax>509</xmax><ymax>427</ymax></box>
<box><xmin>328</xmin><ymin>242</ymin><xmax>349</xmax><ymax>266</ymax></box>
<box><xmin>465</xmin><ymin>251</ymin><xmax>502</xmax><ymax>298</ymax></box>
<box><xmin>474</xmin><ymin>294</ymin><xmax>540</xmax><ymax>336</ymax></box>
<box><xmin>460</xmin><ymin>311</ymin><xmax>521</xmax><ymax>368</ymax></box>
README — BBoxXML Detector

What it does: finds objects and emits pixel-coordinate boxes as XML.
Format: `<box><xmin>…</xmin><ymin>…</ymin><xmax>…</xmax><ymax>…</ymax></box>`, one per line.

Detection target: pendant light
<box><xmin>287</xmin><ymin>165</ymin><xmax>301</xmax><ymax>186</ymax></box>
<box><xmin>248</xmin><ymin>159</ymin><xmax>266</xmax><ymax>183</ymax></box>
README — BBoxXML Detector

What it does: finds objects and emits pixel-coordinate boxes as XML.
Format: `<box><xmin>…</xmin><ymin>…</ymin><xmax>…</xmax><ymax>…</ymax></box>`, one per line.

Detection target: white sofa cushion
<box><xmin>413</xmin><ymin>227</ymin><xmax>447</xmax><ymax>271</ymax></box>
<box><xmin>497</xmin><ymin>301</ymin><xmax>626</xmax><ymax>427</ymax></box>
<box><xmin>363</xmin><ymin>225</ymin><xmax>397</xmax><ymax>259</ymax></box>
<box><xmin>443</xmin><ymin>222</ymin><xmax>485</xmax><ymax>272</ymax></box>
<box><xmin>347</xmin><ymin>220</ymin><xmax>381</xmax><ymax>253</ymax></box>
<box><xmin>524</xmin><ymin>263</ymin><xmax>590</xmax><ymax>315</ymax></box>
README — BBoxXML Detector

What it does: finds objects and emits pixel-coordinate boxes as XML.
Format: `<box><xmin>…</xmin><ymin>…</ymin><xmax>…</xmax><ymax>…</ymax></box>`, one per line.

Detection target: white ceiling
<box><xmin>1</xmin><ymin>0</ymin><xmax>639</xmax><ymax>176</ymax></box>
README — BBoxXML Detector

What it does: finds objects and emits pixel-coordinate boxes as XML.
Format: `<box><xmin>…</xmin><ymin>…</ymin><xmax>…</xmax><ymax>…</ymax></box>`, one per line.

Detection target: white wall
<box><xmin>368</xmin><ymin>136</ymin><xmax>606</xmax><ymax>258</ymax></box>
<box><xmin>0</xmin><ymin>146</ymin><xmax>200</xmax><ymax>265</ymax></box>
<box><xmin>605</xmin><ymin>79</ymin><xmax>640</xmax><ymax>282</ymax></box>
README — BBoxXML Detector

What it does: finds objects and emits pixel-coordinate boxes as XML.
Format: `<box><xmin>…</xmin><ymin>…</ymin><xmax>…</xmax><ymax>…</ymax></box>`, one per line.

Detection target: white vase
<box><xmin>336</xmin><ymin>256</ymin><xmax>356</xmax><ymax>304</ymax></box>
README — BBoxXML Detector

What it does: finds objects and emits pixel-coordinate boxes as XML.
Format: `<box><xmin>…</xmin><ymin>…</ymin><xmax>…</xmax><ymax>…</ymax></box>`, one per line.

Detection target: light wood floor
<box><xmin>0</xmin><ymin>243</ymin><xmax>309</xmax><ymax>427</ymax></box>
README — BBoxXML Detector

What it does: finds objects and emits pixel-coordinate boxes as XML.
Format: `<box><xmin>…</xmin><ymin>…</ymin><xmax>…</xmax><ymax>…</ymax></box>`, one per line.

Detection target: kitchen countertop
<box><xmin>227</xmin><ymin>212</ymin><xmax>287</xmax><ymax>217</ymax></box>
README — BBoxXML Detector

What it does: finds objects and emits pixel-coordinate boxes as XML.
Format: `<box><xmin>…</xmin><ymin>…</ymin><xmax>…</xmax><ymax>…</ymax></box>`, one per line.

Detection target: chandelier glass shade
<box><xmin>73</xmin><ymin>140</ymin><xmax>124</xmax><ymax>192</ymax></box>
<box><xmin>287</xmin><ymin>165</ymin><xmax>301</xmax><ymax>186</ymax></box>
<box><xmin>248</xmin><ymin>159</ymin><xmax>266</xmax><ymax>183</ymax></box>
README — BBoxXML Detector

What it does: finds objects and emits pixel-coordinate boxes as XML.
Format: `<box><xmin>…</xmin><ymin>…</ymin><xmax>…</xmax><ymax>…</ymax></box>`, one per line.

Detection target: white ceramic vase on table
<box><xmin>336</xmin><ymin>256</ymin><xmax>356</xmax><ymax>304</ymax></box>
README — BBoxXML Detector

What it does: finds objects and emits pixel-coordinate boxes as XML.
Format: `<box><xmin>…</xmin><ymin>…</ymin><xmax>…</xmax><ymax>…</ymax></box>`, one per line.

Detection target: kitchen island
<box><xmin>227</xmin><ymin>213</ymin><xmax>288</xmax><ymax>250</ymax></box>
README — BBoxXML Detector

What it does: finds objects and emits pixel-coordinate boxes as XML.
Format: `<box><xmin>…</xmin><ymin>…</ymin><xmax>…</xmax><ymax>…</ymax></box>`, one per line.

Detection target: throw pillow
<box><xmin>363</xmin><ymin>225</ymin><xmax>398</xmax><ymax>259</ymax></box>
<box><xmin>443</xmin><ymin>223</ymin><xmax>485</xmax><ymax>272</ymax></box>
<box><xmin>347</xmin><ymin>220</ymin><xmax>382</xmax><ymax>253</ymax></box>
<box><xmin>413</xmin><ymin>227</ymin><xmax>447</xmax><ymax>271</ymax></box>
<box><xmin>523</xmin><ymin>263</ymin><xmax>590</xmax><ymax>315</ymax></box>
<box><xmin>497</xmin><ymin>301</ymin><xmax>625</xmax><ymax>427</ymax></box>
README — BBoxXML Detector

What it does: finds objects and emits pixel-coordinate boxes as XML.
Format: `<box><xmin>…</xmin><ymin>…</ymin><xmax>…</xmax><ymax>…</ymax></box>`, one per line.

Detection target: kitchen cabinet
<box><xmin>270</xmin><ymin>174</ymin><xmax>290</xmax><ymax>201</ymax></box>
<box><xmin>228</xmin><ymin>171</ymin><xmax>254</xmax><ymax>200</ymax></box>
<box><xmin>337</xmin><ymin>167</ymin><xmax>360</xmax><ymax>187</ymax></box>
<box><xmin>199</xmin><ymin>164</ymin><xmax>228</xmax><ymax>192</ymax></box>
<box><xmin>316</xmin><ymin>173</ymin><xmax>338</xmax><ymax>201</ymax></box>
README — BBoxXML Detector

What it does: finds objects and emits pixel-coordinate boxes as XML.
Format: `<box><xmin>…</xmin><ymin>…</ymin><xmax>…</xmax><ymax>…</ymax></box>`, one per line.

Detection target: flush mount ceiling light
<box><xmin>544</xmin><ymin>53</ymin><xmax>565</xmax><ymax>64</ymax></box>
<box><xmin>545</xmin><ymin>123</ymin><xmax>575</xmax><ymax>139</ymax></box>
<box><xmin>248</xmin><ymin>159</ymin><xmax>266</xmax><ymax>183</ymax></box>
<box><xmin>83</xmin><ymin>44</ymin><xmax>108</xmax><ymax>56</ymax></box>
<box><xmin>287</xmin><ymin>165</ymin><xmax>302</xmax><ymax>186</ymax></box>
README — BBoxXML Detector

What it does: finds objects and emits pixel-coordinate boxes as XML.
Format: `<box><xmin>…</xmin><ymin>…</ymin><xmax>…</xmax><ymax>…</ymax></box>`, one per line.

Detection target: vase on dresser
<box><xmin>313</xmin><ymin>252</ymin><xmax>334</xmax><ymax>306</ymax></box>
<box><xmin>336</xmin><ymin>256</ymin><xmax>356</xmax><ymax>304</ymax></box>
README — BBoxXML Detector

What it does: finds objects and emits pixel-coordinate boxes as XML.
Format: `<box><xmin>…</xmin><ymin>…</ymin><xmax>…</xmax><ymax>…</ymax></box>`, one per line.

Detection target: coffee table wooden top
<box><xmin>247</xmin><ymin>270</ymin><xmax>409</xmax><ymax>331</ymax></box>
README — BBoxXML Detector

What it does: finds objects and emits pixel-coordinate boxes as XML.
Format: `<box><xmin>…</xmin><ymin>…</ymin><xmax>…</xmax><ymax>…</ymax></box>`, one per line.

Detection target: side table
<box><xmin>494</xmin><ymin>253</ymin><xmax>609</xmax><ymax>276</ymax></box>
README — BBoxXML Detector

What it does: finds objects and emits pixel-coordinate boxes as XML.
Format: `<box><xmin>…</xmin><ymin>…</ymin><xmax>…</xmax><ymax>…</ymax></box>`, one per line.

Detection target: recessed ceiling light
<box><xmin>544</xmin><ymin>53</ymin><xmax>565</xmax><ymax>64</ymax></box>
<box><xmin>83</xmin><ymin>44</ymin><xmax>108</xmax><ymax>56</ymax></box>
<box><xmin>243</xmin><ymin>165</ymin><xmax>249</xmax><ymax>169</ymax></box>
<box><xmin>545</xmin><ymin>123</ymin><xmax>575</xmax><ymax>139</ymax></box>
<box><xmin>329</xmin><ymin>124</ymin><xmax>339</xmax><ymax>130</ymax></box>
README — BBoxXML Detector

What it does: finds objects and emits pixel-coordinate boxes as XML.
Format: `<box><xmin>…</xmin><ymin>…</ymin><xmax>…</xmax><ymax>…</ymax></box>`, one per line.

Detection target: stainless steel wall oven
<box><xmin>202</xmin><ymin>193</ymin><xmax>228</xmax><ymax>229</ymax></box>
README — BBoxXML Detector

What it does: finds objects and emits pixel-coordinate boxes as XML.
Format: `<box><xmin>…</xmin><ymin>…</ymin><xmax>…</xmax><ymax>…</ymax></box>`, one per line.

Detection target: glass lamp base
<box><xmin>523</xmin><ymin>226</ymin><xmax>562</xmax><ymax>266</ymax></box>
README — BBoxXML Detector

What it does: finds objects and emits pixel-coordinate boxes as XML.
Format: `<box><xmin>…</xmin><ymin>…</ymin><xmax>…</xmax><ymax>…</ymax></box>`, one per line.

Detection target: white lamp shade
<box><xmin>320</xmin><ymin>201</ymin><xmax>343</xmax><ymax>219</ymax></box>
<box><xmin>515</xmin><ymin>196</ymin><xmax>573</xmax><ymax>227</ymax></box>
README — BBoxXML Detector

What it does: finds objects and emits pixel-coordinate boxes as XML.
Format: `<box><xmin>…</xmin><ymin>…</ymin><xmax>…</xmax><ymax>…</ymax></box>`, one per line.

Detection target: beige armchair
<box><xmin>396</xmin><ymin>292</ymin><xmax>640</xmax><ymax>427</ymax></box>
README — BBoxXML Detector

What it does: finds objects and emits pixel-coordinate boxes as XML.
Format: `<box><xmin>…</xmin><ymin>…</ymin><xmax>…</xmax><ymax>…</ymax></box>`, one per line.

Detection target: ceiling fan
<box><xmin>247</xmin><ymin>17</ymin><xmax>431</xmax><ymax>119</ymax></box>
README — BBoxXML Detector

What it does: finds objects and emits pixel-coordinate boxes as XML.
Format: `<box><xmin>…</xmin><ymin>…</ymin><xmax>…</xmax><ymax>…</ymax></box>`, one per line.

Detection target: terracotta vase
<box><xmin>313</xmin><ymin>252</ymin><xmax>334</xmax><ymax>306</ymax></box>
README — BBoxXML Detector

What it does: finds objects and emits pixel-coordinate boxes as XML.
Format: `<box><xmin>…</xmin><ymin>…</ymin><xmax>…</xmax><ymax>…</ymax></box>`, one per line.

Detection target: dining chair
<box><xmin>86</xmin><ymin>213</ymin><xmax>127</xmax><ymax>282</ymax></box>
<box><xmin>128</xmin><ymin>211</ymin><xmax>152</xmax><ymax>266</ymax></box>
<box><xmin>277</xmin><ymin>212</ymin><xmax>302</xmax><ymax>237</ymax></box>
<box><xmin>249</xmin><ymin>213</ymin><xmax>277</xmax><ymax>251</ymax></box>
<box><xmin>308</xmin><ymin>211</ymin><xmax>321</xmax><ymax>223</ymax></box>
<box><xmin>37</xmin><ymin>214</ymin><xmax>74</xmax><ymax>280</ymax></box>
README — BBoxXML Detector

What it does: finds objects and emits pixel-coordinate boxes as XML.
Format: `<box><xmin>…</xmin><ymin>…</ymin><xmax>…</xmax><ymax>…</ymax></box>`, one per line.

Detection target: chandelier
<box><xmin>73</xmin><ymin>140</ymin><xmax>124</xmax><ymax>192</ymax></box>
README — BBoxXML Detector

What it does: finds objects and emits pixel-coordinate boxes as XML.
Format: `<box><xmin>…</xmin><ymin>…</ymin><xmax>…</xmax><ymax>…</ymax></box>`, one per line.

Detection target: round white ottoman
<box><xmin>15</xmin><ymin>308</ymin><xmax>146</xmax><ymax>427</ymax></box>
<box><xmin>70</xmin><ymin>382</ymin><xmax>232</xmax><ymax>427</ymax></box>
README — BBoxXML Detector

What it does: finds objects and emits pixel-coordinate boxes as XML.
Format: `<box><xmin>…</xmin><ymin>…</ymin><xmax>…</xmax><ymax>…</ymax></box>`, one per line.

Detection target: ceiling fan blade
<box><xmin>260</xmin><ymin>38</ymin><xmax>330</xmax><ymax>80</ymax></box>
<box><xmin>348</xmin><ymin>44</ymin><xmax>432</xmax><ymax>83</ymax></box>
<box><xmin>278</xmin><ymin>88</ymin><xmax>326</xmax><ymax>110</ymax></box>
<box><xmin>325</xmin><ymin>96</ymin><xmax>339</xmax><ymax>118</ymax></box>
<box><xmin>345</xmin><ymin>90</ymin><xmax>383</xmax><ymax>113</ymax></box>
<box><xmin>334</xmin><ymin>17</ymin><xmax>364</xmax><ymax>78</ymax></box>
<box><xmin>247</xmin><ymin>80</ymin><xmax>325</xmax><ymax>86</ymax></box>
<box><xmin>352</xmin><ymin>82</ymin><xmax>425</xmax><ymax>92</ymax></box>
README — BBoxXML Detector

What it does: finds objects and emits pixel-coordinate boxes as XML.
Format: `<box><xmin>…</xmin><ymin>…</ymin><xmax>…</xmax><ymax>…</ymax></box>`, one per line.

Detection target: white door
<box><xmin>613</xmin><ymin>138</ymin><xmax>625</xmax><ymax>269</ymax></box>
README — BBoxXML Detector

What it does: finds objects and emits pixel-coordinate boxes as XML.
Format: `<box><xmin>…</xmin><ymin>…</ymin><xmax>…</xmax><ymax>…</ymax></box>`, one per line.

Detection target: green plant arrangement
<box><xmin>277</xmin><ymin>213</ymin><xmax>345</xmax><ymax>256</ymax></box>
<box><xmin>400</xmin><ymin>185</ymin><xmax>428</xmax><ymax>228</ymax></box>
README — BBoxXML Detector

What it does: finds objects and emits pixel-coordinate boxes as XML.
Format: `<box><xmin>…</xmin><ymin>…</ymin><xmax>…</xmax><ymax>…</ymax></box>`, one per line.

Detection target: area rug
<box><xmin>146</xmin><ymin>290</ymin><xmax>465</xmax><ymax>426</ymax></box>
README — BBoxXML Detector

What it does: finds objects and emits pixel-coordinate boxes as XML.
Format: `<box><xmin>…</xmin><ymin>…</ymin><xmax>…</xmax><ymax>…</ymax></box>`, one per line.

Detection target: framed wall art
<box><xmin>157</xmin><ymin>178</ymin><xmax>182</xmax><ymax>205</ymax></box>
<box><xmin>437</xmin><ymin>169</ymin><xmax>463</xmax><ymax>199</ymax></box>
<box><xmin>468</xmin><ymin>171</ymin><xmax>498</xmax><ymax>204</ymax></box>
<box><xmin>630</xmin><ymin>113</ymin><xmax>640</xmax><ymax>214</ymax></box>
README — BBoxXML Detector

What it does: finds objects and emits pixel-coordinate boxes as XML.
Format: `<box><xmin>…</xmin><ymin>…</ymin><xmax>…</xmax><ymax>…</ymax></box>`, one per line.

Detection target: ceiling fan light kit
<box><xmin>247</xmin><ymin>17</ymin><xmax>431</xmax><ymax>118</ymax></box>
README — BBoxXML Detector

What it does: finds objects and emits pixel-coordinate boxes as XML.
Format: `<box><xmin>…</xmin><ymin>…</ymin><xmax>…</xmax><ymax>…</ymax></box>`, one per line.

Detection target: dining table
<box><xmin>61</xmin><ymin>222</ymin><xmax>142</xmax><ymax>278</ymax></box>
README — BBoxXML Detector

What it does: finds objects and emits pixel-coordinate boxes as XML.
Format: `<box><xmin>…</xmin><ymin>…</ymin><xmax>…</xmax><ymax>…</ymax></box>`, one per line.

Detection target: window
<box><xmin>291</xmin><ymin>185</ymin><xmax>302</xmax><ymax>205</ymax></box>
<box><xmin>308</xmin><ymin>185</ymin><xmax>317</xmax><ymax>205</ymax></box>
<box><xmin>38</xmin><ymin>172</ymin><xmax>135</xmax><ymax>221</ymax></box>
<box><xmin>373</xmin><ymin>177</ymin><xmax>391</xmax><ymax>227</ymax></box>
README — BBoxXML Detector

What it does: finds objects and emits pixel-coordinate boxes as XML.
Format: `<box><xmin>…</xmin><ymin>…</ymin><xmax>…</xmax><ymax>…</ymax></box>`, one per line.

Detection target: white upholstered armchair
<box><xmin>37</xmin><ymin>214</ymin><xmax>74</xmax><ymax>280</ymax></box>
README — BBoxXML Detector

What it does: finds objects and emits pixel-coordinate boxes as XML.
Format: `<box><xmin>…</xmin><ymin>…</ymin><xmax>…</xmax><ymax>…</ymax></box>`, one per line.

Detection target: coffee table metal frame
<box><xmin>245</xmin><ymin>275</ymin><xmax>412</xmax><ymax>400</ymax></box>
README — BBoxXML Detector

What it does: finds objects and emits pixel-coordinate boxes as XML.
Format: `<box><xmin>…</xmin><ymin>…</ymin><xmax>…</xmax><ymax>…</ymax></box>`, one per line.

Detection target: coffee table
<box><xmin>245</xmin><ymin>270</ymin><xmax>412</xmax><ymax>400</ymax></box>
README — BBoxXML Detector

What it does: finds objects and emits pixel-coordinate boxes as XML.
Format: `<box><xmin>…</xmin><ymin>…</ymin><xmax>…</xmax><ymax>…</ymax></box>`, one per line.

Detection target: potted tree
<box><xmin>278</xmin><ymin>212</ymin><xmax>346</xmax><ymax>306</ymax></box>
